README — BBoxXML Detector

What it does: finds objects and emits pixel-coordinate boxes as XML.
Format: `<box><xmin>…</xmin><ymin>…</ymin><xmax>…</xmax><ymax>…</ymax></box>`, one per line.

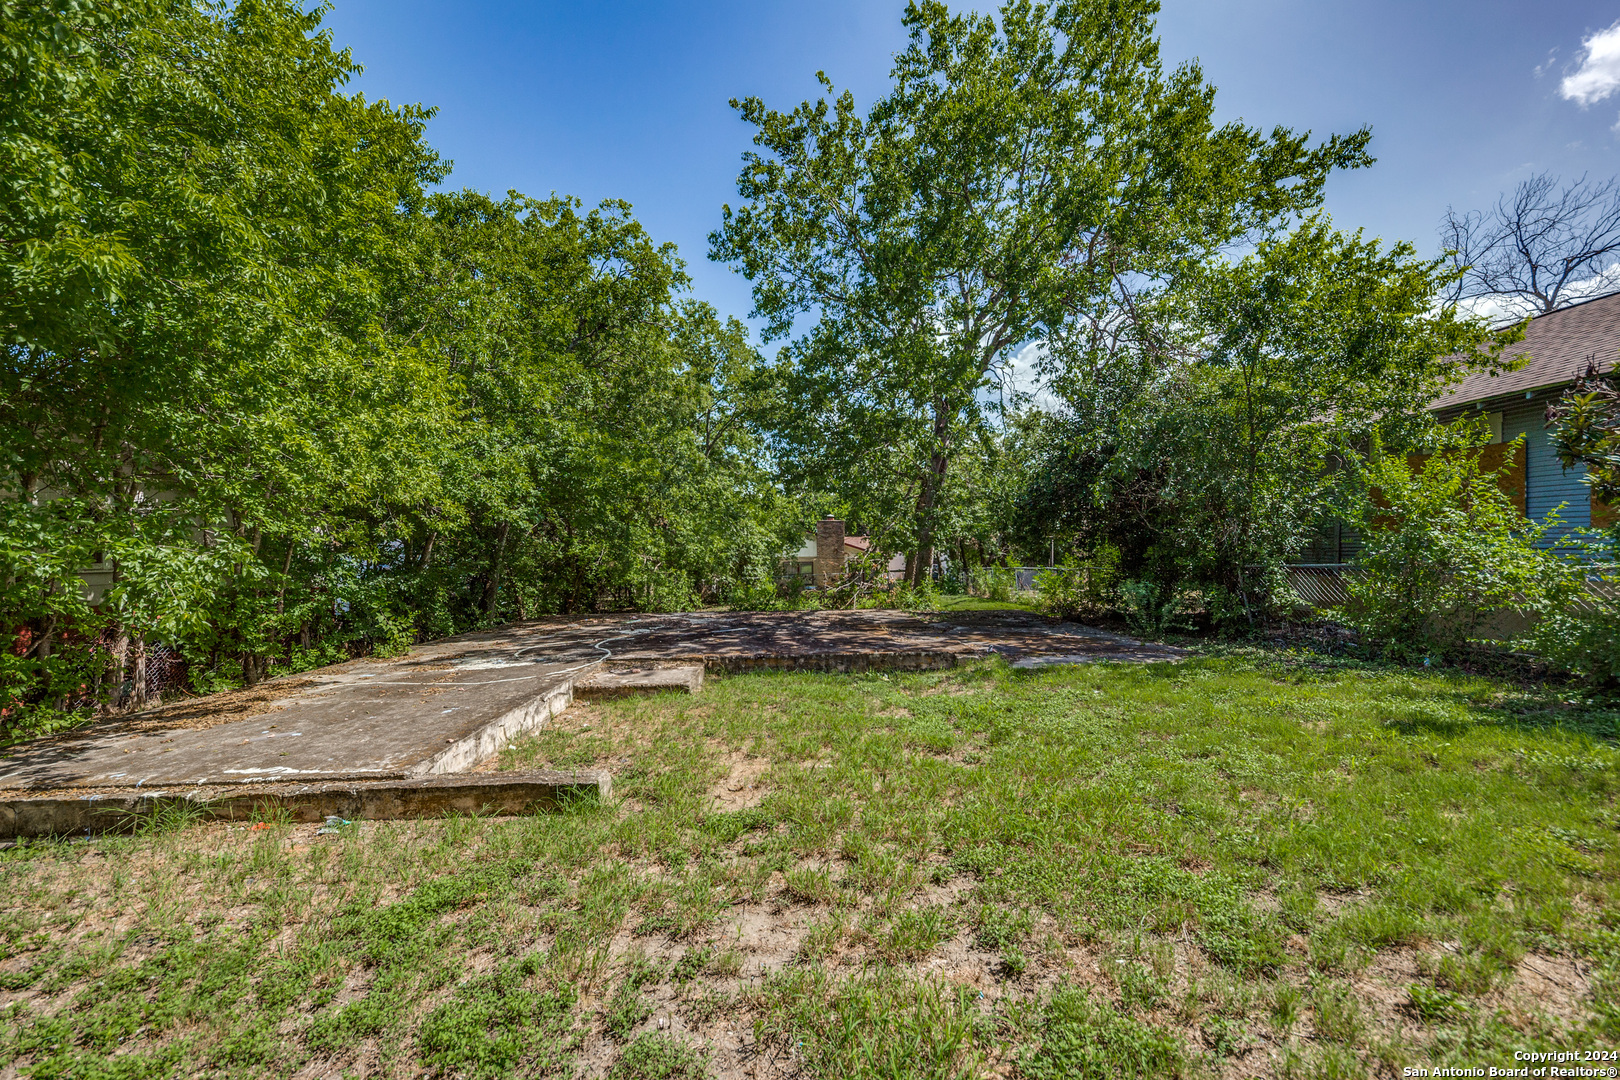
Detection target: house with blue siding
<box><xmin>1431</xmin><ymin>290</ymin><xmax>1618</xmax><ymax>545</ymax></box>
<box><xmin>1300</xmin><ymin>290</ymin><xmax>1618</xmax><ymax>563</ymax></box>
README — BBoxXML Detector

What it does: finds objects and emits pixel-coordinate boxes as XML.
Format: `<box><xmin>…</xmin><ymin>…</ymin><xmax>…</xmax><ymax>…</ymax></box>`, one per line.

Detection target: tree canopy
<box><xmin>1</xmin><ymin>0</ymin><xmax>787</xmax><ymax>728</ymax></box>
<box><xmin>711</xmin><ymin>0</ymin><xmax>1377</xmax><ymax>581</ymax></box>
<box><xmin>1</xmin><ymin>0</ymin><xmax>1556</xmax><ymax>729</ymax></box>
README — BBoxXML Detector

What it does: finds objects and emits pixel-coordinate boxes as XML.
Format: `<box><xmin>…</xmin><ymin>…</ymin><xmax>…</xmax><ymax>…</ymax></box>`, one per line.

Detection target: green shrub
<box><xmin>983</xmin><ymin>566</ymin><xmax>1017</xmax><ymax>603</ymax></box>
<box><xmin>1117</xmin><ymin>578</ymin><xmax>1191</xmax><ymax>638</ymax></box>
<box><xmin>1033</xmin><ymin>565</ymin><xmax>1086</xmax><ymax>619</ymax></box>
<box><xmin>729</xmin><ymin>580</ymin><xmax>790</xmax><ymax>611</ymax></box>
<box><xmin>1035</xmin><ymin>547</ymin><xmax>1120</xmax><ymax>619</ymax></box>
<box><xmin>895</xmin><ymin>578</ymin><xmax>940</xmax><ymax>611</ymax></box>
<box><xmin>1526</xmin><ymin>533</ymin><xmax>1620</xmax><ymax>684</ymax></box>
<box><xmin>1345</xmin><ymin>433</ymin><xmax>1576</xmax><ymax>659</ymax></box>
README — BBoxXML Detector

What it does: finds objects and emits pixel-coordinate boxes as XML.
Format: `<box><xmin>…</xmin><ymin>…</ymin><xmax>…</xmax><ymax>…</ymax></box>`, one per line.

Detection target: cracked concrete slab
<box><xmin>0</xmin><ymin>629</ymin><xmax>602</xmax><ymax>791</ymax></box>
<box><xmin>0</xmin><ymin>609</ymin><xmax>1179</xmax><ymax>811</ymax></box>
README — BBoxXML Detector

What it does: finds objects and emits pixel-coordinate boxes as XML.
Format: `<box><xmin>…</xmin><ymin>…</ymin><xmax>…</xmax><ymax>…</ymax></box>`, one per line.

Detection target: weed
<box><xmin>1407</xmin><ymin>982</ymin><xmax>1470</xmax><ymax>1023</ymax></box>
<box><xmin>783</xmin><ymin>864</ymin><xmax>840</xmax><ymax>905</ymax></box>
<box><xmin>757</xmin><ymin>968</ymin><xmax>992</xmax><ymax>1079</ymax></box>
<box><xmin>799</xmin><ymin>913</ymin><xmax>849</xmax><ymax>962</ymax></box>
<box><xmin>1271</xmin><ymin>981</ymin><xmax>1303</xmax><ymax>1032</ymax></box>
<box><xmin>972</xmin><ymin>904</ymin><xmax>1033</xmax><ymax>950</ymax></box>
<box><xmin>607</xmin><ymin>1033</ymin><xmax>707</xmax><ymax>1080</ymax></box>
<box><xmin>1432</xmin><ymin>949</ymin><xmax>1510</xmax><ymax>994</ymax></box>
<box><xmin>1110</xmin><ymin>958</ymin><xmax>1167</xmax><ymax>1012</ymax></box>
<box><xmin>707</xmin><ymin>946</ymin><xmax>743</xmax><ymax>978</ymax></box>
<box><xmin>1278</xmin><ymin>884</ymin><xmax>1318</xmax><ymax>932</ymax></box>
<box><xmin>1024</xmin><ymin>983</ymin><xmax>1185</xmax><ymax>1079</ymax></box>
<box><xmin>866</xmin><ymin>905</ymin><xmax>954</xmax><ymax>962</ymax></box>
<box><xmin>1312</xmin><ymin>982</ymin><xmax>1365</xmax><ymax>1044</ymax></box>
<box><xmin>116</xmin><ymin>798</ymin><xmax>209</xmax><ymax>838</ymax></box>
<box><xmin>669</xmin><ymin>946</ymin><xmax>709</xmax><ymax>986</ymax></box>
<box><xmin>1283</xmin><ymin>1043</ymin><xmax>1365</xmax><ymax>1080</ymax></box>
<box><xmin>1201</xmin><ymin>1015</ymin><xmax>1248</xmax><ymax>1057</ymax></box>
<box><xmin>417</xmin><ymin>955</ymin><xmax>577</xmax><ymax>1078</ymax></box>
<box><xmin>1197</xmin><ymin>905</ymin><xmax>1287</xmax><ymax>976</ymax></box>
<box><xmin>605</xmin><ymin>977</ymin><xmax>653</xmax><ymax>1041</ymax></box>
<box><xmin>703</xmin><ymin>807</ymin><xmax>773</xmax><ymax>844</ymax></box>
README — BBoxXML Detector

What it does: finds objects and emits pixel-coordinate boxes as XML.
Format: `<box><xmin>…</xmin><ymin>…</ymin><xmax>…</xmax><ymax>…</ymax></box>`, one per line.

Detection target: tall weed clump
<box><xmin>1034</xmin><ymin>547</ymin><xmax>1119</xmax><ymax>620</ymax></box>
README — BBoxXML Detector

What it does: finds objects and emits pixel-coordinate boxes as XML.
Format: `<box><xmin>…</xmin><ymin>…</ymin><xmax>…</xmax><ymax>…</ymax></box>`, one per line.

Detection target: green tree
<box><xmin>712</xmin><ymin>0</ymin><xmax>1371</xmax><ymax>582</ymax></box>
<box><xmin>382</xmin><ymin>190</ymin><xmax>790</xmax><ymax>620</ymax></box>
<box><xmin>1548</xmin><ymin>361</ymin><xmax>1619</xmax><ymax>529</ymax></box>
<box><xmin>1053</xmin><ymin>222</ymin><xmax>1499</xmax><ymax>609</ymax></box>
<box><xmin>1</xmin><ymin>0</ymin><xmax>451</xmax><ymax>710</ymax></box>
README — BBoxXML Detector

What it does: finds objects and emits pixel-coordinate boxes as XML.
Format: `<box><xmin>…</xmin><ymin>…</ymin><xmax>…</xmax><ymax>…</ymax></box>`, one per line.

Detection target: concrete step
<box><xmin>573</xmin><ymin>664</ymin><xmax>704</xmax><ymax>698</ymax></box>
<box><xmin>0</xmin><ymin>769</ymin><xmax>611</xmax><ymax>841</ymax></box>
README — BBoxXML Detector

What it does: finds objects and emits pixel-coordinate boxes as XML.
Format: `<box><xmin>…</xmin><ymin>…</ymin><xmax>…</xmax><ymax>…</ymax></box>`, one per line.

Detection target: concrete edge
<box><xmin>411</xmin><ymin>663</ymin><xmax>599</xmax><ymax>777</ymax></box>
<box><xmin>575</xmin><ymin>664</ymin><xmax>704</xmax><ymax>698</ymax></box>
<box><xmin>0</xmin><ymin>769</ymin><xmax>612</xmax><ymax>840</ymax></box>
<box><xmin>699</xmin><ymin>651</ymin><xmax>961</xmax><ymax>674</ymax></box>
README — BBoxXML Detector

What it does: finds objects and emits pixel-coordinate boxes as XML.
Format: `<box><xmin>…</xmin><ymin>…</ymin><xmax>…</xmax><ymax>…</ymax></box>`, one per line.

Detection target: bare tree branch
<box><xmin>1441</xmin><ymin>171</ymin><xmax>1620</xmax><ymax>316</ymax></box>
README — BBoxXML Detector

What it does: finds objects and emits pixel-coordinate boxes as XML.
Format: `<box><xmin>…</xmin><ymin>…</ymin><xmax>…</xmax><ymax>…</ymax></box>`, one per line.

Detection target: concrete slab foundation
<box><xmin>0</xmin><ymin>629</ymin><xmax>597</xmax><ymax>791</ymax></box>
<box><xmin>0</xmin><ymin>609</ymin><xmax>1179</xmax><ymax>837</ymax></box>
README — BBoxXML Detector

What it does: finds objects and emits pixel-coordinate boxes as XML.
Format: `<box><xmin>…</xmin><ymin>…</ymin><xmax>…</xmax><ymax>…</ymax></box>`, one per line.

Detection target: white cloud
<box><xmin>1003</xmin><ymin>339</ymin><xmax>1061</xmax><ymax>413</ymax></box>
<box><xmin>1559</xmin><ymin>19</ymin><xmax>1620</xmax><ymax>106</ymax></box>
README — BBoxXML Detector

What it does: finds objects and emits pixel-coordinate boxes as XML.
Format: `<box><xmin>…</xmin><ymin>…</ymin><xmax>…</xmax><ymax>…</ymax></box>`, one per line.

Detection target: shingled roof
<box><xmin>1432</xmin><ymin>290</ymin><xmax>1620</xmax><ymax>410</ymax></box>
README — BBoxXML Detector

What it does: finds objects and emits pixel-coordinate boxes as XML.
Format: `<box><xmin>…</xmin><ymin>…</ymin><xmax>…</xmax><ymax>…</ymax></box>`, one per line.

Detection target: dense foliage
<box><xmin>1016</xmin><ymin>223</ymin><xmax>1508</xmax><ymax>616</ymax></box>
<box><xmin>1342</xmin><ymin>431</ymin><xmax>1576</xmax><ymax>660</ymax></box>
<box><xmin>0</xmin><ymin>0</ymin><xmax>786</xmax><ymax>731</ymax></box>
<box><xmin>712</xmin><ymin>0</ymin><xmax>1378</xmax><ymax>584</ymax></box>
<box><xmin>6</xmin><ymin>0</ymin><xmax>1615</xmax><ymax>732</ymax></box>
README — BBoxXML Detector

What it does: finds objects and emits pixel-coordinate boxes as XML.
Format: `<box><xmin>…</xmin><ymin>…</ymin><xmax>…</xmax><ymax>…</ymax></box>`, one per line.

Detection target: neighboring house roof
<box><xmin>843</xmin><ymin>536</ymin><xmax>871</xmax><ymax>552</ymax></box>
<box><xmin>1433</xmin><ymin>290</ymin><xmax>1620</xmax><ymax>410</ymax></box>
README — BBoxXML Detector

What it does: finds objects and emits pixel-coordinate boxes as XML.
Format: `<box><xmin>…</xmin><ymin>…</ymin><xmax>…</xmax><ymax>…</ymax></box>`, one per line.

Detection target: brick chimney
<box><xmin>814</xmin><ymin>516</ymin><xmax>845</xmax><ymax>586</ymax></box>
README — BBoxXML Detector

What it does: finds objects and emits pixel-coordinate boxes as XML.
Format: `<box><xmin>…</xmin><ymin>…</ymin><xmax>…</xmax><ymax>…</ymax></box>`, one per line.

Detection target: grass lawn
<box><xmin>2</xmin><ymin>651</ymin><xmax>1617</xmax><ymax>1079</ymax></box>
<box><xmin>928</xmin><ymin>595</ymin><xmax>1042</xmax><ymax>613</ymax></box>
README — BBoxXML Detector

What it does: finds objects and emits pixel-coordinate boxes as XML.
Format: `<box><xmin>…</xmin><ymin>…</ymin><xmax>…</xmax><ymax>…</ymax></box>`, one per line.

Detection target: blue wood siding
<box><xmin>1502</xmin><ymin>394</ymin><xmax>1589</xmax><ymax>546</ymax></box>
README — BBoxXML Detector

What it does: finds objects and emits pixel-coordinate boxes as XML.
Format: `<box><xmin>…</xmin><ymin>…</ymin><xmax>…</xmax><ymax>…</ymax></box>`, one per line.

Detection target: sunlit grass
<box><xmin>1</xmin><ymin>653</ymin><xmax>1616</xmax><ymax>1077</ymax></box>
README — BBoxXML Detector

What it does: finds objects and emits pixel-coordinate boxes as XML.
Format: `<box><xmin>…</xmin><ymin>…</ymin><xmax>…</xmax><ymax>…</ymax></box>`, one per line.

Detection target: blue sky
<box><xmin>322</xmin><ymin>1</ymin><xmax>1620</xmax><ymax>331</ymax></box>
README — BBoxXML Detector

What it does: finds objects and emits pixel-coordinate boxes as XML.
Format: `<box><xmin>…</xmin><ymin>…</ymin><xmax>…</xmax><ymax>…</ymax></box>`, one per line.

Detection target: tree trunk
<box><xmin>909</xmin><ymin>450</ymin><xmax>949</xmax><ymax>586</ymax></box>
<box><xmin>241</xmin><ymin>649</ymin><xmax>267</xmax><ymax>688</ymax></box>
<box><xmin>108</xmin><ymin>625</ymin><xmax>130</xmax><ymax>710</ymax></box>
<box><xmin>130</xmin><ymin>632</ymin><xmax>149</xmax><ymax>709</ymax></box>
<box><xmin>275</xmin><ymin>543</ymin><xmax>294</xmax><ymax>616</ymax></box>
<box><xmin>481</xmin><ymin>522</ymin><xmax>511</xmax><ymax>617</ymax></box>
